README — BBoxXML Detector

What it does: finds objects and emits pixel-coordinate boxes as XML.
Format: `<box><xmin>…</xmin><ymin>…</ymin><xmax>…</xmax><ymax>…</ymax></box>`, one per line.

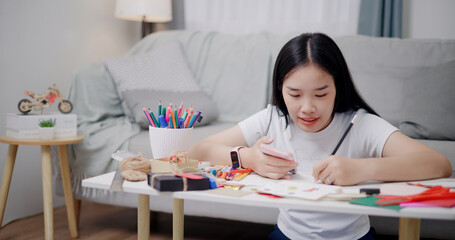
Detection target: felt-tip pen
<box><xmin>158</xmin><ymin>115</ymin><xmax>168</xmax><ymax>128</ymax></box>
<box><xmin>190</xmin><ymin>111</ymin><xmax>202</xmax><ymax>128</ymax></box>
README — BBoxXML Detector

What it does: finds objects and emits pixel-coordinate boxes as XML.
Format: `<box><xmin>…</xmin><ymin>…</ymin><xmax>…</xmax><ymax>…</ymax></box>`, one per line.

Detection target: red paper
<box><xmin>258</xmin><ymin>192</ymin><xmax>284</xmax><ymax>199</ymax></box>
<box><xmin>401</xmin><ymin>198</ymin><xmax>455</xmax><ymax>208</ymax></box>
<box><xmin>175</xmin><ymin>173</ymin><xmax>204</xmax><ymax>180</ymax></box>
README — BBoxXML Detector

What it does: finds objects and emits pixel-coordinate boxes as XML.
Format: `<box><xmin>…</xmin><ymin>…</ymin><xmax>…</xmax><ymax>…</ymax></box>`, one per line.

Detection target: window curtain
<box><xmin>184</xmin><ymin>0</ymin><xmax>361</xmax><ymax>36</ymax></box>
<box><xmin>357</xmin><ymin>0</ymin><xmax>402</xmax><ymax>38</ymax></box>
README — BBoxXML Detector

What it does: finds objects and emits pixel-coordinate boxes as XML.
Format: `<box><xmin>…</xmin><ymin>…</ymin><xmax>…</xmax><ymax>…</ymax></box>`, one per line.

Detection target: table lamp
<box><xmin>115</xmin><ymin>0</ymin><xmax>173</xmax><ymax>38</ymax></box>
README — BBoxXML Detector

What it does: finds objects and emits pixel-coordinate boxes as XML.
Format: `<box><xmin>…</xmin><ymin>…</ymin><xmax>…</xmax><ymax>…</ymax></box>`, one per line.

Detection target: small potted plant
<box><xmin>38</xmin><ymin>118</ymin><xmax>56</xmax><ymax>140</ymax></box>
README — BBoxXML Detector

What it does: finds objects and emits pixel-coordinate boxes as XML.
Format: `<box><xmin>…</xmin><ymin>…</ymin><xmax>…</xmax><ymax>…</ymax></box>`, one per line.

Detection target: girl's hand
<box><xmin>312</xmin><ymin>155</ymin><xmax>367</xmax><ymax>186</ymax></box>
<box><xmin>242</xmin><ymin>136</ymin><xmax>298</xmax><ymax>180</ymax></box>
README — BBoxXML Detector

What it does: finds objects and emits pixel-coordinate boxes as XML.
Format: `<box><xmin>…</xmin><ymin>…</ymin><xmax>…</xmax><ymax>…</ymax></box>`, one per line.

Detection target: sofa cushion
<box><xmin>350</xmin><ymin>67</ymin><xmax>408</xmax><ymax>127</ymax></box>
<box><xmin>124</xmin><ymin>31</ymin><xmax>282</xmax><ymax>122</ymax></box>
<box><xmin>399</xmin><ymin>60</ymin><xmax>455</xmax><ymax>140</ymax></box>
<box><xmin>123</xmin><ymin>89</ymin><xmax>219</xmax><ymax>129</ymax></box>
<box><xmin>335</xmin><ymin>35</ymin><xmax>455</xmax><ymax>127</ymax></box>
<box><xmin>102</xmin><ymin>40</ymin><xmax>204</xmax><ymax>117</ymax></box>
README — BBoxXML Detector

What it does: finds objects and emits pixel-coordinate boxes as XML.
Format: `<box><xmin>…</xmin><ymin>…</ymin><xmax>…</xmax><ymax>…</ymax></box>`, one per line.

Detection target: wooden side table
<box><xmin>0</xmin><ymin>135</ymin><xmax>84</xmax><ymax>239</ymax></box>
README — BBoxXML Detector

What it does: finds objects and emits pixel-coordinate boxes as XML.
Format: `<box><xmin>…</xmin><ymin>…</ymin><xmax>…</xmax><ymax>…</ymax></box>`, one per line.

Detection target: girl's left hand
<box><xmin>312</xmin><ymin>155</ymin><xmax>367</xmax><ymax>186</ymax></box>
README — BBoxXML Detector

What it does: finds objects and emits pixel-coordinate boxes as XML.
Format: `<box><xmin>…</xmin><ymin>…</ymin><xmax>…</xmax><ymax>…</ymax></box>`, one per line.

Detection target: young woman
<box><xmin>189</xmin><ymin>33</ymin><xmax>451</xmax><ymax>239</ymax></box>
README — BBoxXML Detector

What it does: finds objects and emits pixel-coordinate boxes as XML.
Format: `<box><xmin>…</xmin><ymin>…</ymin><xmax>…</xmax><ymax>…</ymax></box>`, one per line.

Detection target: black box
<box><xmin>147</xmin><ymin>173</ymin><xmax>210</xmax><ymax>191</ymax></box>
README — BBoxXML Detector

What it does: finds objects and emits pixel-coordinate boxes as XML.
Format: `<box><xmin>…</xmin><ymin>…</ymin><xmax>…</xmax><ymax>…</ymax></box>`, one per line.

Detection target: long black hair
<box><xmin>271</xmin><ymin>32</ymin><xmax>377</xmax><ymax>126</ymax></box>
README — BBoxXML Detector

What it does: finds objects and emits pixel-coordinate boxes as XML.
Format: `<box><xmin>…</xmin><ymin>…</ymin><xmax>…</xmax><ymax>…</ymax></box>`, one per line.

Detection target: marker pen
<box><xmin>158</xmin><ymin>115</ymin><xmax>168</xmax><ymax>128</ymax></box>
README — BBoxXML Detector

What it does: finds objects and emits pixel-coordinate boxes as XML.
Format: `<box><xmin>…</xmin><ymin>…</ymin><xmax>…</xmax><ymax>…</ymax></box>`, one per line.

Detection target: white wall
<box><xmin>0</xmin><ymin>0</ymin><xmax>141</xmax><ymax>227</ymax></box>
<box><xmin>403</xmin><ymin>0</ymin><xmax>455</xmax><ymax>39</ymax></box>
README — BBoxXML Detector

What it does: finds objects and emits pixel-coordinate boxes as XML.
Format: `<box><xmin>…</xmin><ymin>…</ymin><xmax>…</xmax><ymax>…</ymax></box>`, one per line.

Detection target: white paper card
<box><xmin>257</xmin><ymin>181</ymin><xmax>340</xmax><ymax>200</ymax></box>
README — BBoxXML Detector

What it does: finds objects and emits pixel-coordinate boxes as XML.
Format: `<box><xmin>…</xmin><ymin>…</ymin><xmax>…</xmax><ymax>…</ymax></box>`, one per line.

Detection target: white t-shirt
<box><xmin>239</xmin><ymin>105</ymin><xmax>397</xmax><ymax>240</ymax></box>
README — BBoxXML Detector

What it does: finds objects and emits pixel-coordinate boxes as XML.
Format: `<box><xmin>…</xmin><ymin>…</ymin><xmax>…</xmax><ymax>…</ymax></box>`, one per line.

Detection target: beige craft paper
<box><xmin>151</xmin><ymin>158</ymin><xmax>198</xmax><ymax>173</ymax></box>
<box><xmin>380</xmin><ymin>183</ymin><xmax>427</xmax><ymax>196</ymax></box>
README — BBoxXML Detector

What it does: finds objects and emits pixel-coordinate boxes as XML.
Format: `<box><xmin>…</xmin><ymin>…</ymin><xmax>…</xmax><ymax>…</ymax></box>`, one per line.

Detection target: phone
<box><xmin>260</xmin><ymin>144</ymin><xmax>294</xmax><ymax>161</ymax></box>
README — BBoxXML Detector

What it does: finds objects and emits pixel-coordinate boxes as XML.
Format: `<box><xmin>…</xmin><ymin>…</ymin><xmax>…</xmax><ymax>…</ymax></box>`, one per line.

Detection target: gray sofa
<box><xmin>62</xmin><ymin>30</ymin><xmax>455</xmax><ymax>238</ymax></box>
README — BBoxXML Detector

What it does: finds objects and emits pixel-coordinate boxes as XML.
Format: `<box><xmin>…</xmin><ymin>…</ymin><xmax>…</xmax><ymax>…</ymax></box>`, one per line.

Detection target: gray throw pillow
<box><xmin>399</xmin><ymin>60</ymin><xmax>455</xmax><ymax>140</ymax></box>
<box><xmin>102</xmin><ymin>40</ymin><xmax>201</xmax><ymax>117</ymax></box>
<box><xmin>123</xmin><ymin>89</ymin><xmax>219</xmax><ymax>129</ymax></box>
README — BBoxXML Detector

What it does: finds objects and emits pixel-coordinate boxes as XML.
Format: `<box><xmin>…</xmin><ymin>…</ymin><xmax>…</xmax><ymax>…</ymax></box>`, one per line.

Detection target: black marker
<box><xmin>360</xmin><ymin>188</ymin><xmax>380</xmax><ymax>195</ymax></box>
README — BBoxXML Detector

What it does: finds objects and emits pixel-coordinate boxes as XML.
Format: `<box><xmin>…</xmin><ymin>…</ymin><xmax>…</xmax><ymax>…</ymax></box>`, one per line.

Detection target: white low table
<box><xmin>174</xmin><ymin>176</ymin><xmax>455</xmax><ymax>240</ymax></box>
<box><xmin>83</xmin><ymin>172</ymin><xmax>455</xmax><ymax>240</ymax></box>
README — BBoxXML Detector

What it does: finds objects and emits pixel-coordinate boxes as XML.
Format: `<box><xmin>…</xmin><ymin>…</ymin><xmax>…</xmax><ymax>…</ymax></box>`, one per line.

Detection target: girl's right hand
<box><xmin>241</xmin><ymin>136</ymin><xmax>298</xmax><ymax>180</ymax></box>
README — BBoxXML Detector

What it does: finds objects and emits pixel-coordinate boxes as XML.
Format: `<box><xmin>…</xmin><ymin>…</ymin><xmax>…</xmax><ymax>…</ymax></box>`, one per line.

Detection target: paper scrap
<box><xmin>380</xmin><ymin>183</ymin><xmax>427</xmax><ymax>196</ymax></box>
<box><xmin>256</xmin><ymin>181</ymin><xmax>339</xmax><ymax>200</ymax></box>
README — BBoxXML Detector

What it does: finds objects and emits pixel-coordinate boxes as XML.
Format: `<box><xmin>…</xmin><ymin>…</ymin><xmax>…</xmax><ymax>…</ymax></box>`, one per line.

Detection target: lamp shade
<box><xmin>115</xmin><ymin>0</ymin><xmax>172</xmax><ymax>23</ymax></box>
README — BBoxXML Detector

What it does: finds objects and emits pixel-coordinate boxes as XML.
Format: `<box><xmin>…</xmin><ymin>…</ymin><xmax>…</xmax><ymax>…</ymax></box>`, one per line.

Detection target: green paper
<box><xmin>349</xmin><ymin>196</ymin><xmax>403</xmax><ymax>211</ymax></box>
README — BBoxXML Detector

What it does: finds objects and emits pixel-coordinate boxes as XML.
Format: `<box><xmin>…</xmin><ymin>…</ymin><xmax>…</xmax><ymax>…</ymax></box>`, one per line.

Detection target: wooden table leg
<box><xmin>41</xmin><ymin>145</ymin><xmax>53</xmax><ymax>240</ymax></box>
<box><xmin>173</xmin><ymin>198</ymin><xmax>184</xmax><ymax>240</ymax></box>
<box><xmin>0</xmin><ymin>144</ymin><xmax>18</xmax><ymax>228</ymax></box>
<box><xmin>138</xmin><ymin>194</ymin><xmax>150</xmax><ymax>240</ymax></box>
<box><xmin>58</xmin><ymin>145</ymin><xmax>78</xmax><ymax>238</ymax></box>
<box><xmin>399</xmin><ymin>217</ymin><xmax>420</xmax><ymax>240</ymax></box>
<box><xmin>74</xmin><ymin>199</ymin><xmax>81</xmax><ymax>227</ymax></box>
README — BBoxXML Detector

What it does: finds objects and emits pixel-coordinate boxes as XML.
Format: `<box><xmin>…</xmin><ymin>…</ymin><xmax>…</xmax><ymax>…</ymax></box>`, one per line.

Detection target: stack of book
<box><xmin>6</xmin><ymin>113</ymin><xmax>77</xmax><ymax>139</ymax></box>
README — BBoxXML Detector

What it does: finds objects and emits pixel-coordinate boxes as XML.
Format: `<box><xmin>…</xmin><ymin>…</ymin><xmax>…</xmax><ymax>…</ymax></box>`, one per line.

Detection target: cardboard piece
<box><xmin>380</xmin><ymin>183</ymin><xmax>427</xmax><ymax>196</ymax></box>
<box><xmin>151</xmin><ymin>158</ymin><xmax>198</xmax><ymax>173</ymax></box>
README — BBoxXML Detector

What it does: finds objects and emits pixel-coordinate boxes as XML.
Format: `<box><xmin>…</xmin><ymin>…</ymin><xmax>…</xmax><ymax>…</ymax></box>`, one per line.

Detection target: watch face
<box><xmin>230</xmin><ymin>151</ymin><xmax>240</xmax><ymax>168</ymax></box>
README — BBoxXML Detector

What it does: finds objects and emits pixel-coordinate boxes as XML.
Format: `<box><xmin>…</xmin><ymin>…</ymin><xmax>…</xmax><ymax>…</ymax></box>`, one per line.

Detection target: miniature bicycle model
<box><xmin>18</xmin><ymin>84</ymin><xmax>73</xmax><ymax>114</ymax></box>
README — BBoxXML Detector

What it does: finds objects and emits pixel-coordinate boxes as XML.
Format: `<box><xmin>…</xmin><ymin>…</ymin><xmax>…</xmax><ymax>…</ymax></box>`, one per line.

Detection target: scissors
<box><xmin>375</xmin><ymin>186</ymin><xmax>455</xmax><ymax>206</ymax></box>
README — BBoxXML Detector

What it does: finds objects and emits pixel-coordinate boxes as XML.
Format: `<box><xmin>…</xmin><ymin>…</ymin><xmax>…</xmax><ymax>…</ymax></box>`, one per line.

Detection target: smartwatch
<box><xmin>230</xmin><ymin>146</ymin><xmax>244</xmax><ymax>169</ymax></box>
